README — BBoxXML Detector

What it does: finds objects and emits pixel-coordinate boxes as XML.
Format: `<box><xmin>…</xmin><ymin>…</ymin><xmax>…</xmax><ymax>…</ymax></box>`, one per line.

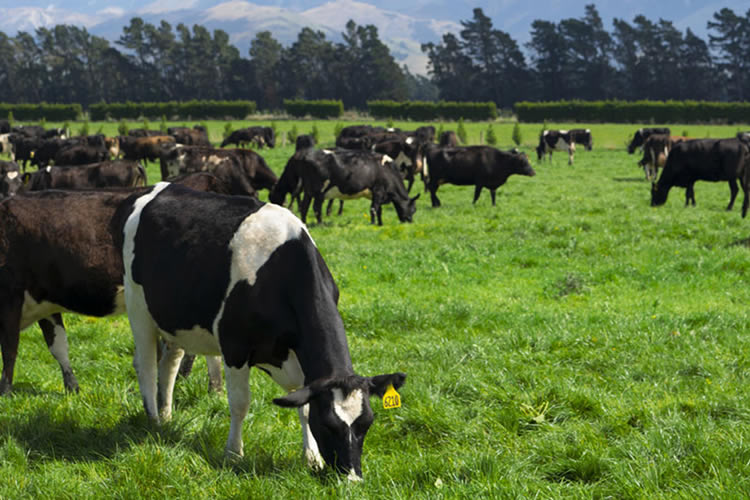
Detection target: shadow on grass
<box><xmin>612</xmin><ymin>177</ymin><xmax>647</xmax><ymax>182</ymax></box>
<box><xmin>729</xmin><ymin>237</ymin><xmax>750</xmax><ymax>248</ymax></box>
<box><xmin>2</xmin><ymin>408</ymin><xmax>307</xmax><ymax>478</ymax></box>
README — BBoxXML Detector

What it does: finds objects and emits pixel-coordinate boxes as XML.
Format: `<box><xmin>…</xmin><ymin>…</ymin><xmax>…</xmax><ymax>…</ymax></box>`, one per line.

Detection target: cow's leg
<box><xmin>325</xmin><ymin>199</ymin><xmax>334</xmax><ymax>216</ymax></box>
<box><xmin>369</xmin><ymin>200</ymin><xmax>379</xmax><ymax>225</ymax></box>
<box><xmin>0</xmin><ymin>299</ymin><xmax>22</xmax><ymax>395</ymax></box>
<box><xmin>298</xmin><ymin>404</ymin><xmax>325</xmax><ymax>470</ymax></box>
<box><xmin>224</xmin><ymin>362</ymin><xmax>250</xmax><ymax>458</ymax></box>
<box><xmin>206</xmin><ymin>355</ymin><xmax>222</xmax><ymax>393</ymax></box>
<box><xmin>685</xmin><ymin>184</ymin><xmax>696</xmax><ymax>206</ymax></box>
<box><xmin>128</xmin><ymin>307</ymin><xmax>161</xmax><ymax>421</ymax></box>
<box><xmin>568</xmin><ymin>149</ymin><xmax>574</xmax><ymax>165</ymax></box>
<box><xmin>405</xmin><ymin>173</ymin><xmax>414</xmax><ymax>193</ymax></box>
<box><xmin>337</xmin><ymin>200</ymin><xmax>344</xmax><ymax>216</ymax></box>
<box><xmin>429</xmin><ymin>183</ymin><xmax>441</xmax><ymax>207</ymax></box>
<box><xmin>472</xmin><ymin>185</ymin><xmax>482</xmax><ymax>204</ymax></box>
<box><xmin>158</xmin><ymin>340</ymin><xmax>185</xmax><ymax>420</ymax></box>
<box><xmin>727</xmin><ymin>178</ymin><xmax>739</xmax><ymax>211</ymax></box>
<box><xmin>490</xmin><ymin>188</ymin><xmax>497</xmax><ymax>206</ymax></box>
<box><xmin>312</xmin><ymin>196</ymin><xmax>325</xmax><ymax>224</ymax></box>
<box><xmin>38</xmin><ymin>313</ymin><xmax>79</xmax><ymax>393</ymax></box>
<box><xmin>299</xmin><ymin>193</ymin><xmax>312</xmax><ymax>224</ymax></box>
<box><xmin>177</xmin><ymin>353</ymin><xmax>195</xmax><ymax>378</ymax></box>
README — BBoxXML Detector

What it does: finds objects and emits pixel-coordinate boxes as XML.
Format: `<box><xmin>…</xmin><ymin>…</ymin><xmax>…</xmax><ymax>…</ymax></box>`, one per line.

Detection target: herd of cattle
<box><xmin>1</xmin><ymin>118</ymin><xmax>749</xmax><ymax>480</ymax></box>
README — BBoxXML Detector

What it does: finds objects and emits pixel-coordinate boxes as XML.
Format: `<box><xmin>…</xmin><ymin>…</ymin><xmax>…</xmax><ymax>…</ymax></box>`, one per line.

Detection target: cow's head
<box><xmin>393</xmin><ymin>194</ymin><xmax>420</xmax><ymax>223</ymax></box>
<box><xmin>273</xmin><ymin>372</ymin><xmax>406</xmax><ymax>480</ymax></box>
<box><xmin>627</xmin><ymin>129</ymin><xmax>644</xmax><ymax>154</ymax></box>
<box><xmin>0</xmin><ymin>164</ymin><xmax>23</xmax><ymax>198</ymax></box>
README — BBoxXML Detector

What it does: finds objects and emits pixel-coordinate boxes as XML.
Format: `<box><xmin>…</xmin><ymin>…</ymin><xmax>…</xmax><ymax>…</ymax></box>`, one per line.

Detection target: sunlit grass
<box><xmin>2</xmin><ymin>121</ymin><xmax>750</xmax><ymax>497</ymax></box>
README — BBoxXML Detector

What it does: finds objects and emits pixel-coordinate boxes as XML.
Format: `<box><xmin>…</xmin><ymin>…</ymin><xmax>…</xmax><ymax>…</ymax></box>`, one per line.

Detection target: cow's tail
<box><xmin>135</xmin><ymin>162</ymin><xmax>148</xmax><ymax>187</ymax></box>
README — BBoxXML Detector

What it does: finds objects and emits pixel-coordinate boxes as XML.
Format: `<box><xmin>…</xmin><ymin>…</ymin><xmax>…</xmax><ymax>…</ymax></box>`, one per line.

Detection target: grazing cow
<box><xmin>423</xmin><ymin>145</ymin><xmax>536</xmax><ymax>207</ymax></box>
<box><xmin>159</xmin><ymin>146</ymin><xmax>275</xmax><ymax>195</ymax></box>
<box><xmin>651</xmin><ymin>138</ymin><xmax>747</xmax><ymax>211</ymax></box>
<box><xmin>627</xmin><ymin>127</ymin><xmax>671</xmax><ymax>154</ymax></box>
<box><xmin>536</xmin><ymin>130</ymin><xmax>577</xmax><ymax>165</ymax></box>
<box><xmin>0</xmin><ymin>176</ymin><xmax>231</xmax><ymax>395</ymax></box>
<box><xmin>0</xmin><ymin>160</ymin><xmax>21</xmax><ymax>198</ymax></box>
<box><xmin>638</xmin><ymin>134</ymin><xmax>690</xmax><ymax>181</ymax></box>
<box><xmin>21</xmin><ymin>161</ymin><xmax>147</xmax><ymax>192</ymax></box>
<box><xmin>373</xmin><ymin>138</ymin><xmax>424</xmax><ymax>193</ymax></box>
<box><xmin>270</xmin><ymin>149</ymin><xmax>418</xmax><ymax>225</ymax></box>
<box><xmin>221</xmin><ymin>127</ymin><xmax>275</xmax><ymax>149</ymax></box>
<box><xmin>439</xmin><ymin>131</ymin><xmax>459</xmax><ymax>148</ymax></box>
<box><xmin>117</xmin><ymin>182</ymin><xmax>406</xmax><ymax>478</ymax></box>
<box><xmin>295</xmin><ymin>134</ymin><xmax>316</xmax><ymax>151</ymax></box>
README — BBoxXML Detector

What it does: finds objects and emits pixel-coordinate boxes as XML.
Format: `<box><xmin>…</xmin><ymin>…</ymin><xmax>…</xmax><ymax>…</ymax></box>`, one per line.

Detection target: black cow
<box><xmin>338</xmin><ymin>125</ymin><xmax>385</xmax><ymax>139</ymax></box>
<box><xmin>221</xmin><ymin>127</ymin><xmax>275</xmax><ymax>149</ymax></box>
<box><xmin>651</xmin><ymin>138</ymin><xmax>747</xmax><ymax>211</ymax></box>
<box><xmin>414</xmin><ymin>126</ymin><xmax>436</xmax><ymax>144</ymax></box>
<box><xmin>0</xmin><ymin>176</ymin><xmax>232</xmax><ymax>395</ymax></box>
<box><xmin>270</xmin><ymin>149</ymin><xmax>418</xmax><ymax>225</ymax></box>
<box><xmin>536</xmin><ymin>130</ymin><xmax>577</xmax><ymax>165</ymax></box>
<box><xmin>169</xmin><ymin>126</ymin><xmax>211</xmax><ymax>147</ymax></box>
<box><xmin>53</xmin><ymin>144</ymin><xmax>109</xmax><ymax>166</ymax></box>
<box><xmin>21</xmin><ymin>161</ymin><xmax>147</xmax><ymax>192</ymax></box>
<box><xmin>423</xmin><ymin>145</ymin><xmax>536</xmax><ymax>207</ymax></box>
<box><xmin>159</xmin><ymin>146</ymin><xmax>276</xmax><ymax>195</ymax></box>
<box><xmin>120</xmin><ymin>135</ymin><xmax>176</xmax><ymax>165</ymax></box>
<box><xmin>8</xmin><ymin>134</ymin><xmax>38</xmax><ymax>171</ymax></box>
<box><xmin>295</xmin><ymin>134</ymin><xmax>316</xmax><ymax>151</ymax></box>
<box><xmin>0</xmin><ymin>120</ymin><xmax>9</xmax><ymax>134</ymax></box>
<box><xmin>628</xmin><ymin>127</ymin><xmax>671</xmax><ymax>154</ymax></box>
<box><xmin>0</xmin><ymin>160</ymin><xmax>21</xmax><ymax>197</ymax></box>
<box><xmin>439</xmin><ymin>131</ymin><xmax>459</xmax><ymax>148</ymax></box>
<box><xmin>128</xmin><ymin>129</ymin><xmax>163</xmax><ymax>138</ymax></box>
<box><xmin>116</xmin><ymin>183</ymin><xmax>406</xmax><ymax>479</ymax></box>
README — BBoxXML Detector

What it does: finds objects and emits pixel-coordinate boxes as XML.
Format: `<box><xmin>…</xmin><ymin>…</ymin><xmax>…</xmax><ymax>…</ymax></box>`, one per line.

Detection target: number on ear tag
<box><xmin>382</xmin><ymin>384</ymin><xmax>401</xmax><ymax>409</ymax></box>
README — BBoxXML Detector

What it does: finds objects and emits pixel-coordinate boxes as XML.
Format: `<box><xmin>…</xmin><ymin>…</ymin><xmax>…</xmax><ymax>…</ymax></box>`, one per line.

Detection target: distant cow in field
<box><xmin>169</xmin><ymin>126</ymin><xmax>211</xmax><ymax>147</ymax></box>
<box><xmin>536</xmin><ymin>130</ymin><xmax>578</xmax><ymax>165</ymax></box>
<box><xmin>221</xmin><ymin>127</ymin><xmax>275</xmax><ymax>149</ymax></box>
<box><xmin>423</xmin><ymin>145</ymin><xmax>536</xmax><ymax>207</ymax></box>
<box><xmin>651</xmin><ymin>138</ymin><xmax>747</xmax><ymax>211</ymax></box>
<box><xmin>439</xmin><ymin>131</ymin><xmax>459</xmax><ymax>148</ymax></box>
<box><xmin>116</xmin><ymin>182</ymin><xmax>406</xmax><ymax>479</ymax></box>
<box><xmin>21</xmin><ymin>161</ymin><xmax>147</xmax><ymax>192</ymax></box>
<box><xmin>638</xmin><ymin>134</ymin><xmax>690</xmax><ymax>181</ymax></box>
<box><xmin>121</xmin><ymin>135</ymin><xmax>176</xmax><ymax>165</ymax></box>
<box><xmin>627</xmin><ymin>127</ymin><xmax>671</xmax><ymax>154</ymax></box>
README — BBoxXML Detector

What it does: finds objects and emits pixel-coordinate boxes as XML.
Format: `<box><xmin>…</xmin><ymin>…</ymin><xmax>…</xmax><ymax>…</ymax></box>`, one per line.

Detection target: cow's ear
<box><xmin>273</xmin><ymin>387</ymin><xmax>316</xmax><ymax>408</ymax></box>
<box><xmin>410</xmin><ymin>194</ymin><xmax>420</xmax><ymax>203</ymax></box>
<box><xmin>368</xmin><ymin>372</ymin><xmax>407</xmax><ymax>398</ymax></box>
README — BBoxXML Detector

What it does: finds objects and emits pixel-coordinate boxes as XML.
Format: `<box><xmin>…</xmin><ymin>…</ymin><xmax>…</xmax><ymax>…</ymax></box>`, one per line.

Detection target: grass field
<box><xmin>2</xmin><ymin>120</ymin><xmax>750</xmax><ymax>497</ymax></box>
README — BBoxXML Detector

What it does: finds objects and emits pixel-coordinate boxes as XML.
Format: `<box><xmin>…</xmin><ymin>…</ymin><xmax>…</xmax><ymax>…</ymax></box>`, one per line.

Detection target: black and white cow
<box><xmin>117</xmin><ymin>183</ymin><xmax>406</xmax><ymax>479</ymax></box>
<box><xmin>569</xmin><ymin>129</ymin><xmax>593</xmax><ymax>151</ymax></box>
<box><xmin>627</xmin><ymin>127</ymin><xmax>671</xmax><ymax>154</ymax></box>
<box><xmin>536</xmin><ymin>130</ymin><xmax>576</xmax><ymax>165</ymax></box>
<box><xmin>373</xmin><ymin>137</ymin><xmax>424</xmax><ymax>193</ymax></box>
<box><xmin>0</xmin><ymin>176</ymin><xmax>233</xmax><ymax>396</ymax></box>
<box><xmin>423</xmin><ymin>145</ymin><xmax>536</xmax><ymax>207</ymax></box>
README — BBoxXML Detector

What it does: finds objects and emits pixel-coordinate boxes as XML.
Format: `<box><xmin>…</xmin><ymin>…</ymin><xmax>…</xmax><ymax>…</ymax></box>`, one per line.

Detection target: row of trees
<box><xmin>0</xmin><ymin>5</ymin><xmax>748</xmax><ymax>110</ymax></box>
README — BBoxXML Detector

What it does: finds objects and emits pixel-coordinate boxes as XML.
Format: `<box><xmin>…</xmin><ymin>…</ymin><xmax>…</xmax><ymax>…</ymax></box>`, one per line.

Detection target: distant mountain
<box><xmin>0</xmin><ymin>1</ymin><xmax>748</xmax><ymax>75</ymax></box>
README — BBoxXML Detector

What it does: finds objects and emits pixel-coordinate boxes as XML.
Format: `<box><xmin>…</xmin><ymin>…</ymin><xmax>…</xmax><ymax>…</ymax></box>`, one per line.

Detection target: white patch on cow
<box><xmin>225</xmin><ymin>363</ymin><xmax>251</xmax><ymax>457</ymax></box>
<box><xmin>212</xmin><ymin>204</ymin><xmax>311</xmax><ymax>337</ymax></box>
<box><xmin>206</xmin><ymin>155</ymin><xmax>223</xmax><ymax>168</ymax></box>
<box><xmin>542</xmin><ymin>130</ymin><xmax>549</xmax><ymax>136</ymax></box>
<box><xmin>45</xmin><ymin>166</ymin><xmax>52</xmax><ymax>173</ymax></box>
<box><xmin>554</xmin><ymin>137</ymin><xmax>569</xmax><ymax>150</ymax></box>
<box><xmin>6</xmin><ymin>171</ymin><xmax>18</xmax><ymax>180</ymax></box>
<box><xmin>324</xmin><ymin>186</ymin><xmax>372</xmax><ymax>200</ymax></box>
<box><xmin>162</xmin><ymin>325</ymin><xmax>221</xmax><ymax>355</ymax></box>
<box><xmin>20</xmin><ymin>291</ymin><xmax>66</xmax><ymax>330</ymax></box>
<box><xmin>405</xmin><ymin>136</ymin><xmax>414</xmax><ymax>145</ymax></box>
<box><xmin>332</xmin><ymin>387</ymin><xmax>364</xmax><ymax>427</ymax></box>
<box><xmin>47</xmin><ymin>323</ymin><xmax>72</xmax><ymax>371</ymax></box>
<box><xmin>394</xmin><ymin>151</ymin><xmax>411</xmax><ymax>166</ymax></box>
<box><xmin>123</xmin><ymin>183</ymin><xmax>171</xmax><ymax>277</ymax></box>
<box><xmin>423</xmin><ymin>155</ymin><xmax>429</xmax><ymax>180</ymax></box>
<box><xmin>559</xmin><ymin>129</ymin><xmax>568</xmax><ymax>134</ymax></box>
<box><xmin>386</xmin><ymin>127</ymin><xmax>396</xmax><ymax>132</ymax></box>
<box><xmin>348</xmin><ymin>468</ymin><xmax>363</xmax><ymax>482</ymax></box>
<box><xmin>381</xmin><ymin>154</ymin><xmax>393</xmax><ymax>166</ymax></box>
<box><xmin>257</xmin><ymin>349</ymin><xmax>305</xmax><ymax>391</ymax></box>
<box><xmin>322</xmin><ymin>149</ymin><xmax>333</xmax><ymax>155</ymax></box>
<box><xmin>586</xmin><ymin>129</ymin><xmax>591</xmax><ymax>133</ymax></box>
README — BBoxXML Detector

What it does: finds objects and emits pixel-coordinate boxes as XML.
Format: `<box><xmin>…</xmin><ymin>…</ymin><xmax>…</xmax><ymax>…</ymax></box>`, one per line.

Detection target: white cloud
<box><xmin>138</xmin><ymin>0</ymin><xmax>198</xmax><ymax>14</ymax></box>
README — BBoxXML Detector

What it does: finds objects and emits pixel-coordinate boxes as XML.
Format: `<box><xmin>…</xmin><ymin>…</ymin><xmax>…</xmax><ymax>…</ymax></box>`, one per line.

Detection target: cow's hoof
<box><xmin>0</xmin><ymin>379</ymin><xmax>11</xmax><ymax>396</ymax></box>
<box><xmin>63</xmin><ymin>371</ymin><xmax>80</xmax><ymax>394</ymax></box>
<box><xmin>224</xmin><ymin>448</ymin><xmax>244</xmax><ymax>464</ymax></box>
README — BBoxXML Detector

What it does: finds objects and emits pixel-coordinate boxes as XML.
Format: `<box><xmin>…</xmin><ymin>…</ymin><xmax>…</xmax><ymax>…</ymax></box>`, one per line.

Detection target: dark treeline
<box><xmin>0</xmin><ymin>5</ymin><xmax>748</xmax><ymax>111</ymax></box>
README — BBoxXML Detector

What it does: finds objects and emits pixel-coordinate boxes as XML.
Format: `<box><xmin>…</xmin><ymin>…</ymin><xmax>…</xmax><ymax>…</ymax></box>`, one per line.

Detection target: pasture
<box><xmin>2</xmin><ymin>120</ymin><xmax>750</xmax><ymax>498</ymax></box>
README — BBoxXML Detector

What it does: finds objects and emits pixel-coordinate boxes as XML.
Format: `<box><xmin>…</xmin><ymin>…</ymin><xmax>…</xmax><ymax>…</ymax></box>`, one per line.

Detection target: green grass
<box><xmin>3</xmin><ymin>121</ymin><xmax>750</xmax><ymax>497</ymax></box>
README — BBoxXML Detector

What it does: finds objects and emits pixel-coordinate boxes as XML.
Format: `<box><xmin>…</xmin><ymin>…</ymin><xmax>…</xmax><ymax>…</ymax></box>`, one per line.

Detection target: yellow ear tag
<box><xmin>382</xmin><ymin>384</ymin><xmax>401</xmax><ymax>410</ymax></box>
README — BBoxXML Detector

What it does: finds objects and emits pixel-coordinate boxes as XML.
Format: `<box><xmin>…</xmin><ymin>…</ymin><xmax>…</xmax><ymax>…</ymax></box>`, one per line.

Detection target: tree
<box><xmin>708</xmin><ymin>8</ymin><xmax>750</xmax><ymax>101</ymax></box>
<box><xmin>248</xmin><ymin>31</ymin><xmax>283</xmax><ymax>109</ymax></box>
